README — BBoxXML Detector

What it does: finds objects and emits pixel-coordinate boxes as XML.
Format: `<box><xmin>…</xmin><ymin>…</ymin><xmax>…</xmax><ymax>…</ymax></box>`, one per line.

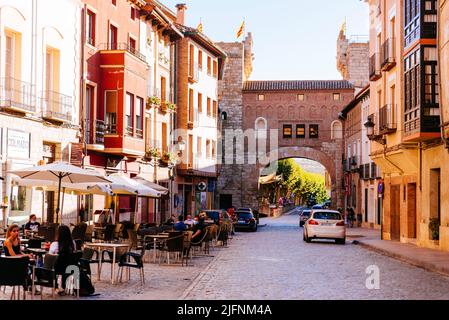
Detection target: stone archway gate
<box><xmin>217</xmin><ymin>80</ymin><xmax>354</xmax><ymax>210</ymax></box>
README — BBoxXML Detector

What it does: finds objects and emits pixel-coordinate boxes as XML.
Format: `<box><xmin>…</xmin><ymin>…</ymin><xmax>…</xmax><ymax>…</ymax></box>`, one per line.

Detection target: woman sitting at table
<box><xmin>3</xmin><ymin>224</ymin><xmax>39</xmax><ymax>294</ymax></box>
<box><xmin>50</xmin><ymin>225</ymin><xmax>77</xmax><ymax>295</ymax></box>
<box><xmin>3</xmin><ymin>224</ymin><xmax>32</xmax><ymax>257</ymax></box>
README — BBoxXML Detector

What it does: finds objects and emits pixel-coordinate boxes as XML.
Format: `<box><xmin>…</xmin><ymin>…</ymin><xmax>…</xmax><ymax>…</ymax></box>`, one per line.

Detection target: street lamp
<box><xmin>364</xmin><ymin>116</ymin><xmax>375</xmax><ymax>137</ymax></box>
<box><xmin>176</xmin><ymin>138</ymin><xmax>186</xmax><ymax>156</ymax></box>
<box><xmin>364</xmin><ymin>117</ymin><xmax>386</xmax><ymax>145</ymax></box>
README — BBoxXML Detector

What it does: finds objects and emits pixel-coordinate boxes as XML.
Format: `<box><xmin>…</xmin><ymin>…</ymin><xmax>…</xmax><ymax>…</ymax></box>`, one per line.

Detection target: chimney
<box><xmin>175</xmin><ymin>3</ymin><xmax>187</xmax><ymax>25</ymax></box>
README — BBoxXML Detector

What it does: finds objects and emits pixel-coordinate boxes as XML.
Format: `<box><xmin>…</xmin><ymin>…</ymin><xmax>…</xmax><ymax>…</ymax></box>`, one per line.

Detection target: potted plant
<box><xmin>429</xmin><ymin>218</ymin><xmax>440</xmax><ymax>241</ymax></box>
<box><xmin>160</xmin><ymin>101</ymin><xmax>169</xmax><ymax>113</ymax></box>
<box><xmin>146</xmin><ymin>147</ymin><xmax>161</xmax><ymax>160</ymax></box>
<box><xmin>160</xmin><ymin>151</ymin><xmax>177</xmax><ymax>166</ymax></box>
<box><xmin>167</xmin><ymin>102</ymin><xmax>176</xmax><ymax>112</ymax></box>
<box><xmin>147</xmin><ymin>96</ymin><xmax>161</xmax><ymax>108</ymax></box>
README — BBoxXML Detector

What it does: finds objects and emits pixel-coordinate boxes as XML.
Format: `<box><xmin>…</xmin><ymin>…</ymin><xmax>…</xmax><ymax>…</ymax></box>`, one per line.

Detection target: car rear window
<box><xmin>207</xmin><ymin>212</ymin><xmax>220</xmax><ymax>219</ymax></box>
<box><xmin>237</xmin><ymin>213</ymin><xmax>253</xmax><ymax>219</ymax></box>
<box><xmin>303</xmin><ymin>211</ymin><xmax>311</xmax><ymax>217</ymax></box>
<box><xmin>313</xmin><ymin>212</ymin><xmax>341</xmax><ymax>220</ymax></box>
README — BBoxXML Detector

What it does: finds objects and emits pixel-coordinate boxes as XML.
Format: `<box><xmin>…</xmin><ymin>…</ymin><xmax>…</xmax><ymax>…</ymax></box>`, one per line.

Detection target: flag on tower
<box><xmin>237</xmin><ymin>20</ymin><xmax>245</xmax><ymax>39</ymax></box>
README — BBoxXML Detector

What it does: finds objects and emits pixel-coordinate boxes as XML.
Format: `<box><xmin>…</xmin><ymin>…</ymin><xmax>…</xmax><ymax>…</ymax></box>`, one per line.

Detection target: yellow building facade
<box><xmin>368</xmin><ymin>0</ymin><xmax>449</xmax><ymax>250</ymax></box>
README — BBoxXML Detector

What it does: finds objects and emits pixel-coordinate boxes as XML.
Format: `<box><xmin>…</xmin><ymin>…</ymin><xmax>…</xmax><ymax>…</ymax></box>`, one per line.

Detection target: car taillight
<box><xmin>308</xmin><ymin>220</ymin><xmax>319</xmax><ymax>225</ymax></box>
<box><xmin>336</xmin><ymin>221</ymin><xmax>345</xmax><ymax>226</ymax></box>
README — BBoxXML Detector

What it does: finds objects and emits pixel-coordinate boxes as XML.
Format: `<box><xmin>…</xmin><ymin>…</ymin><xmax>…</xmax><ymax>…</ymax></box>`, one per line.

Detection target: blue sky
<box><xmin>161</xmin><ymin>0</ymin><xmax>369</xmax><ymax>80</ymax></box>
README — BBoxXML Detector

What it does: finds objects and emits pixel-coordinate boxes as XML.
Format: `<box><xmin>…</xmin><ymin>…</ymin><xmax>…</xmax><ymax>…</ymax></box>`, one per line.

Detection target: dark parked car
<box><xmin>203</xmin><ymin>210</ymin><xmax>228</xmax><ymax>225</ymax></box>
<box><xmin>299</xmin><ymin>210</ymin><xmax>311</xmax><ymax>227</ymax></box>
<box><xmin>234</xmin><ymin>211</ymin><xmax>258</xmax><ymax>232</ymax></box>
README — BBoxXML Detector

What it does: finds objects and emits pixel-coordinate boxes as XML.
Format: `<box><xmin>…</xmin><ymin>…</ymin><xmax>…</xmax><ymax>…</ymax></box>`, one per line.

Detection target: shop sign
<box><xmin>7</xmin><ymin>129</ymin><xmax>30</xmax><ymax>159</ymax></box>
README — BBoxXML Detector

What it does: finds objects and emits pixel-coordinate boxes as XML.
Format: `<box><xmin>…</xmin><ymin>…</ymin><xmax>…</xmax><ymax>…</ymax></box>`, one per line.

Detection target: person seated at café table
<box><xmin>191</xmin><ymin>213</ymin><xmax>207</xmax><ymax>242</ymax></box>
<box><xmin>3</xmin><ymin>224</ymin><xmax>33</xmax><ymax>258</ymax></box>
<box><xmin>3</xmin><ymin>224</ymin><xmax>39</xmax><ymax>294</ymax></box>
<box><xmin>184</xmin><ymin>215</ymin><xmax>195</xmax><ymax>228</ymax></box>
<box><xmin>24</xmin><ymin>214</ymin><xmax>40</xmax><ymax>236</ymax></box>
<box><xmin>165</xmin><ymin>215</ymin><xmax>177</xmax><ymax>225</ymax></box>
<box><xmin>49</xmin><ymin>225</ymin><xmax>77</xmax><ymax>295</ymax></box>
<box><xmin>174</xmin><ymin>215</ymin><xmax>188</xmax><ymax>232</ymax></box>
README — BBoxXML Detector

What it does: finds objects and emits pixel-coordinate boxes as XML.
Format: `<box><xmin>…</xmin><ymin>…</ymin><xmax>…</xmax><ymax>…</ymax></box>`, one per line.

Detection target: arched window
<box><xmin>221</xmin><ymin>111</ymin><xmax>227</xmax><ymax>121</ymax></box>
<box><xmin>331</xmin><ymin>120</ymin><xmax>343</xmax><ymax>139</ymax></box>
<box><xmin>255</xmin><ymin>117</ymin><xmax>267</xmax><ymax>139</ymax></box>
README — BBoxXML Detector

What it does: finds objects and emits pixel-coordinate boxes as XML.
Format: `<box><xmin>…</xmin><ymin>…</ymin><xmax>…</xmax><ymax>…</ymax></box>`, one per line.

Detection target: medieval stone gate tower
<box><xmin>217</xmin><ymin>34</ymin><xmax>354</xmax><ymax>211</ymax></box>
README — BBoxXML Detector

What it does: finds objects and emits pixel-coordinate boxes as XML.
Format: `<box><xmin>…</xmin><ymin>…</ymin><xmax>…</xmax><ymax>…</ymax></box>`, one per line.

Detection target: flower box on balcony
<box><xmin>147</xmin><ymin>96</ymin><xmax>161</xmax><ymax>109</ymax></box>
<box><xmin>160</xmin><ymin>101</ymin><xmax>177</xmax><ymax>113</ymax></box>
<box><xmin>145</xmin><ymin>147</ymin><xmax>161</xmax><ymax>161</ymax></box>
<box><xmin>159</xmin><ymin>152</ymin><xmax>177</xmax><ymax>167</ymax></box>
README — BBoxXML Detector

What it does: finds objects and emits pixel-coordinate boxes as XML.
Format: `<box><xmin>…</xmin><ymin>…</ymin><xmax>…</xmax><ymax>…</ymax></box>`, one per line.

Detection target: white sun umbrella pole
<box><xmin>9</xmin><ymin>162</ymin><xmax>111</xmax><ymax>224</ymax></box>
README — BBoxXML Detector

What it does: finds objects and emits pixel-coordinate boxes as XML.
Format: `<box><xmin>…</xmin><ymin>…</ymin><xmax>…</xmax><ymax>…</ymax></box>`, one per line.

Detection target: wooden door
<box><xmin>407</xmin><ymin>183</ymin><xmax>417</xmax><ymax>239</ymax></box>
<box><xmin>390</xmin><ymin>185</ymin><xmax>401</xmax><ymax>240</ymax></box>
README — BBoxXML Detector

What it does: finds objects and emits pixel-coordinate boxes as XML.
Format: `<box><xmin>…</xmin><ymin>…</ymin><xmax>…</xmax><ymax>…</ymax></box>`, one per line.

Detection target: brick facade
<box><xmin>217</xmin><ymin>34</ymin><xmax>353</xmax><ymax>211</ymax></box>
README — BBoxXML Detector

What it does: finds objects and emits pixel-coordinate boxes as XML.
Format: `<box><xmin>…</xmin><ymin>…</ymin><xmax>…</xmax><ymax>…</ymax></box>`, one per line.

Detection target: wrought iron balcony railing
<box><xmin>98</xmin><ymin>42</ymin><xmax>146</xmax><ymax>62</ymax></box>
<box><xmin>379</xmin><ymin>104</ymin><xmax>397</xmax><ymax>134</ymax></box>
<box><xmin>0</xmin><ymin>77</ymin><xmax>35</xmax><ymax>113</ymax></box>
<box><xmin>41</xmin><ymin>90</ymin><xmax>72</xmax><ymax>123</ymax></box>
<box><xmin>369</xmin><ymin>53</ymin><xmax>381</xmax><ymax>81</ymax></box>
<box><xmin>380</xmin><ymin>38</ymin><xmax>396</xmax><ymax>71</ymax></box>
<box><xmin>189</xmin><ymin>62</ymin><xmax>200</xmax><ymax>83</ymax></box>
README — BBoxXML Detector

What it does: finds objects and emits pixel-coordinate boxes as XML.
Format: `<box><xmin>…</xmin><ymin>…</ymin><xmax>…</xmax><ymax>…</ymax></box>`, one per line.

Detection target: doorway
<box><xmin>364</xmin><ymin>189</ymin><xmax>369</xmax><ymax>223</ymax></box>
<box><xmin>184</xmin><ymin>185</ymin><xmax>192</xmax><ymax>217</ymax></box>
<box><xmin>220</xmin><ymin>194</ymin><xmax>233</xmax><ymax>210</ymax></box>
<box><xmin>45</xmin><ymin>191</ymin><xmax>55</xmax><ymax>223</ymax></box>
<box><xmin>407</xmin><ymin>183</ymin><xmax>417</xmax><ymax>239</ymax></box>
<box><xmin>390</xmin><ymin>185</ymin><xmax>401</xmax><ymax>240</ymax></box>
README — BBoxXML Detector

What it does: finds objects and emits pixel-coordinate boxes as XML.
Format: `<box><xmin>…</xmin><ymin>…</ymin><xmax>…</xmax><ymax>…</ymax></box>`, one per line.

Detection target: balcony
<box><xmin>98</xmin><ymin>43</ymin><xmax>146</xmax><ymax>62</ymax></box>
<box><xmin>0</xmin><ymin>77</ymin><xmax>35</xmax><ymax>113</ymax></box>
<box><xmin>369</xmin><ymin>53</ymin><xmax>381</xmax><ymax>81</ymax></box>
<box><xmin>380</xmin><ymin>38</ymin><xmax>396</xmax><ymax>71</ymax></box>
<box><xmin>379</xmin><ymin>104</ymin><xmax>397</xmax><ymax>134</ymax></box>
<box><xmin>86</xmin><ymin>119</ymin><xmax>105</xmax><ymax>150</ymax></box>
<box><xmin>361</xmin><ymin>164</ymin><xmax>370</xmax><ymax>180</ymax></box>
<box><xmin>188</xmin><ymin>62</ymin><xmax>199</xmax><ymax>83</ymax></box>
<box><xmin>105</xmin><ymin>112</ymin><xmax>117</xmax><ymax>135</ymax></box>
<box><xmin>343</xmin><ymin>159</ymin><xmax>351</xmax><ymax>172</ymax></box>
<box><xmin>94</xmin><ymin>120</ymin><xmax>105</xmax><ymax>144</ymax></box>
<box><xmin>370</xmin><ymin>162</ymin><xmax>379</xmax><ymax>179</ymax></box>
<box><xmin>41</xmin><ymin>91</ymin><xmax>72</xmax><ymax>123</ymax></box>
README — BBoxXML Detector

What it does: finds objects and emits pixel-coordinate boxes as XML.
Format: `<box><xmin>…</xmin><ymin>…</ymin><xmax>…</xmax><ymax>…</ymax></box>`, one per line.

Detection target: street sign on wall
<box><xmin>7</xmin><ymin>129</ymin><xmax>30</xmax><ymax>159</ymax></box>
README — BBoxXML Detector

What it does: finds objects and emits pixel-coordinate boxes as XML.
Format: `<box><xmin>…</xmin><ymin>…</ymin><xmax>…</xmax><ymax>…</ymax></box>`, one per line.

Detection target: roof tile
<box><xmin>243</xmin><ymin>80</ymin><xmax>353</xmax><ymax>91</ymax></box>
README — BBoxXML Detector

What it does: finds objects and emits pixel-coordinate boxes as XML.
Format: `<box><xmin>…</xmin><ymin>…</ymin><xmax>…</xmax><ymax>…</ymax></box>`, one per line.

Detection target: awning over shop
<box><xmin>132</xmin><ymin>175</ymin><xmax>169</xmax><ymax>195</ymax></box>
<box><xmin>259</xmin><ymin>173</ymin><xmax>283</xmax><ymax>185</ymax></box>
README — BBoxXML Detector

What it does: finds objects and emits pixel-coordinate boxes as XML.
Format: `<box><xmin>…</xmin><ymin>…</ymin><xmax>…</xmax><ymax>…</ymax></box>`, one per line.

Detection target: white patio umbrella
<box><xmin>9</xmin><ymin>162</ymin><xmax>111</xmax><ymax>223</ymax></box>
<box><xmin>132</xmin><ymin>175</ymin><xmax>169</xmax><ymax>195</ymax></box>
<box><xmin>107</xmin><ymin>174</ymin><xmax>161</xmax><ymax>223</ymax></box>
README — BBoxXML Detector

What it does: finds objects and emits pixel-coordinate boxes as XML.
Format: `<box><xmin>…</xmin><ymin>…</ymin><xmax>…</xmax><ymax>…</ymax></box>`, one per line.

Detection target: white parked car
<box><xmin>303</xmin><ymin>210</ymin><xmax>346</xmax><ymax>245</ymax></box>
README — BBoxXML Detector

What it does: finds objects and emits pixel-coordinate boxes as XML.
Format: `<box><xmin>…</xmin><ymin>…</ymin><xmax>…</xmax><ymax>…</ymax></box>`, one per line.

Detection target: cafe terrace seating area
<box><xmin>0</xmin><ymin>220</ymin><xmax>235</xmax><ymax>300</ymax></box>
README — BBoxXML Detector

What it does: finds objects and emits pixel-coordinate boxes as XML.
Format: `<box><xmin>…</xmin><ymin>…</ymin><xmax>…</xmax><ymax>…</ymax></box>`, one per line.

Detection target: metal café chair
<box><xmin>0</xmin><ymin>256</ymin><xmax>30</xmax><ymax>300</ymax></box>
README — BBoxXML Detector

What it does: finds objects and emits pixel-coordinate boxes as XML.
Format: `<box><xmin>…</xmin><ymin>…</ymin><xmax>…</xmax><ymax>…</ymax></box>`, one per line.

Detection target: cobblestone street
<box><xmin>182</xmin><ymin>214</ymin><xmax>449</xmax><ymax>300</ymax></box>
<box><xmin>2</xmin><ymin>213</ymin><xmax>449</xmax><ymax>300</ymax></box>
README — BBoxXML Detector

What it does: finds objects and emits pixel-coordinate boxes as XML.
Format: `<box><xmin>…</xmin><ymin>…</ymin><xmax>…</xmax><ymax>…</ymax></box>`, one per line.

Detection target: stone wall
<box><xmin>215</xmin><ymin>34</ymin><xmax>254</xmax><ymax>209</ymax></box>
<box><xmin>336</xmin><ymin>31</ymin><xmax>369</xmax><ymax>91</ymax></box>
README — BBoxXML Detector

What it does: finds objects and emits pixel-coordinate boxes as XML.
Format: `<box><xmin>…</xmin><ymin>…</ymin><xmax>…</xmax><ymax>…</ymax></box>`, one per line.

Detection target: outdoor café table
<box><xmin>145</xmin><ymin>234</ymin><xmax>169</xmax><ymax>263</ymax></box>
<box><xmin>84</xmin><ymin>242</ymin><xmax>130</xmax><ymax>285</ymax></box>
<box><xmin>0</xmin><ymin>238</ymin><xmax>29</xmax><ymax>244</ymax></box>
